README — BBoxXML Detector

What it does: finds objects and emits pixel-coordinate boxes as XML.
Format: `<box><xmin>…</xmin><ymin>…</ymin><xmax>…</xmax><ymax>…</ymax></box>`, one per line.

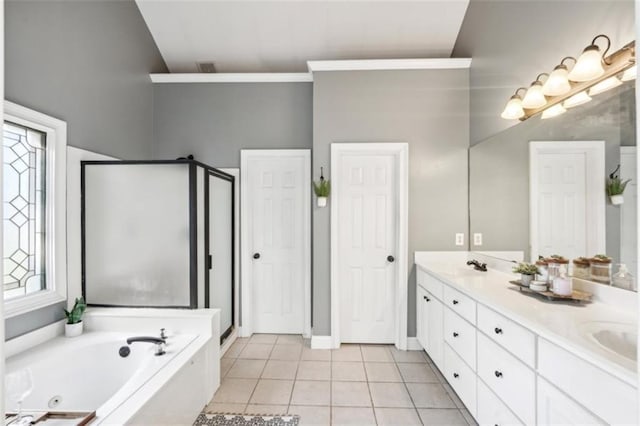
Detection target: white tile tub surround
<box><xmin>5</xmin><ymin>308</ymin><xmax>220</xmax><ymax>425</ymax></box>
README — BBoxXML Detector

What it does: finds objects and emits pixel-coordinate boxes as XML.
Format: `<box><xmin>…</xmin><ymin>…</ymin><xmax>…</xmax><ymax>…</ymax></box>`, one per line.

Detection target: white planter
<box><xmin>521</xmin><ymin>274</ymin><xmax>533</xmax><ymax>287</ymax></box>
<box><xmin>317</xmin><ymin>196</ymin><xmax>327</xmax><ymax>207</ymax></box>
<box><xmin>65</xmin><ymin>321</ymin><xmax>83</xmax><ymax>338</ymax></box>
<box><xmin>610</xmin><ymin>194</ymin><xmax>624</xmax><ymax>205</ymax></box>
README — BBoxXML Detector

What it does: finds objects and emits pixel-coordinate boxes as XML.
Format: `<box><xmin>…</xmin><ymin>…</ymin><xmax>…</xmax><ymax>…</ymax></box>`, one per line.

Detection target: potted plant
<box><xmin>64</xmin><ymin>297</ymin><xmax>87</xmax><ymax>338</ymax></box>
<box><xmin>607</xmin><ymin>169</ymin><xmax>631</xmax><ymax>205</ymax></box>
<box><xmin>513</xmin><ymin>262</ymin><xmax>539</xmax><ymax>287</ymax></box>
<box><xmin>313</xmin><ymin>178</ymin><xmax>330</xmax><ymax>207</ymax></box>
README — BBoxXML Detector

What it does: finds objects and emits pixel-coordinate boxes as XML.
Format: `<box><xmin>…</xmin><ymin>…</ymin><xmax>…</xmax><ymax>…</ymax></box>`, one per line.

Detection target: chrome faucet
<box><xmin>466</xmin><ymin>259</ymin><xmax>488</xmax><ymax>272</ymax></box>
<box><xmin>121</xmin><ymin>336</ymin><xmax>167</xmax><ymax>357</ymax></box>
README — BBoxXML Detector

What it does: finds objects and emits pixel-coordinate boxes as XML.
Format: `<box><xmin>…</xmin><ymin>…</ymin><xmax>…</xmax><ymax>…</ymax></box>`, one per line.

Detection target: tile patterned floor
<box><xmin>205</xmin><ymin>334</ymin><xmax>477</xmax><ymax>426</ymax></box>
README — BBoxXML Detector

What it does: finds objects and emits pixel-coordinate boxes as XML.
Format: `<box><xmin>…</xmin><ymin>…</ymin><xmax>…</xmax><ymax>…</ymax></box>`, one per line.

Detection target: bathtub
<box><xmin>5</xmin><ymin>308</ymin><xmax>220</xmax><ymax>425</ymax></box>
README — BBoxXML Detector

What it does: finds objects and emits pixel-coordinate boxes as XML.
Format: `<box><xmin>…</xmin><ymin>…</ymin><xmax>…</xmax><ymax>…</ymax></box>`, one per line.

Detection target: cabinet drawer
<box><xmin>477</xmin><ymin>333</ymin><xmax>535</xmax><ymax>425</ymax></box>
<box><xmin>443</xmin><ymin>285</ymin><xmax>476</xmax><ymax>325</ymax></box>
<box><xmin>477</xmin><ymin>304</ymin><xmax>535</xmax><ymax>368</ymax></box>
<box><xmin>538</xmin><ymin>338</ymin><xmax>637</xmax><ymax>425</ymax></box>
<box><xmin>444</xmin><ymin>307</ymin><xmax>476</xmax><ymax>370</ymax></box>
<box><xmin>443</xmin><ymin>343</ymin><xmax>477</xmax><ymax>417</ymax></box>
<box><xmin>537</xmin><ymin>377</ymin><xmax>605</xmax><ymax>425</ymax></box>
<box><xmin>477</xmin><ymin>379</ymin><xmax>523</xmax><ymax>426</ymax></box>
<box><xmin>417</xmin><ymin>268</ymin><xmax>443</xmax><ymax>300</ymax></box>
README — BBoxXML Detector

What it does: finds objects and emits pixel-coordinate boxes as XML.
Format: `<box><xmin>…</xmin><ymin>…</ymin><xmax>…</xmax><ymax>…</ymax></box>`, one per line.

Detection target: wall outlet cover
<box><xmin>455</xmin><ymin>233</ymin><xmax>464</xmax><ymax>246</ymax></box>
<box><xmin>473</xmin><ymin>233</ymin><xmax>483</xmax><ymax>246</ymax></box>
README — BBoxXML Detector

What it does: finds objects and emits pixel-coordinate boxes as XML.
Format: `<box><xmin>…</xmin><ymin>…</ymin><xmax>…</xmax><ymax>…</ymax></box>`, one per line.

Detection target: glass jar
<box><xmin>535</xmin><ymin>260</ymin><xmax>549</xmax><ymax>282</ymax></box>
<box><xmin>590</xmin><ymin>257</ymin><xmax>612</xmax><ymax>284</ymax></box>
<box><xmin>572</xmin><ymin>258</ymin><xmax>591</xmax><ymax>280</ymax></box>
<box><xmin>545</xmin><ymin>257</ymin><xmax>569</xmax><ymax>291</ymax></box>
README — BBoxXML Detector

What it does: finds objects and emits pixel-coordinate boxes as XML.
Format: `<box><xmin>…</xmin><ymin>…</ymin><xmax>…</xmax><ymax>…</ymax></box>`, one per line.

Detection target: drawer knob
<box><xmin>452</xmin><ymin>300</ymin><xmax>459</xmax><ymax>305</ymax></box>
<box><xmin>453</xmin><ymin>332</ymin><xmax>459</xmax><ymax>338</ymax></box>
<box><xmin>453</xmin><ymin>373</ymin><xmax>459</xmax><ymax>378</ymax></box>
<box><xmin>494</xmin><ymin>370</ymin><xmax>503</xmax><ymax>378</ymax></box>
<box><xmin>424</xmin><ymin>296</ymin><xmax>430</xmax><ymax>302</ymax></box>
<box><xmin>494</xmin><ymin>327</ymin><xmax>503</xmax><ymax>334</ymax></box>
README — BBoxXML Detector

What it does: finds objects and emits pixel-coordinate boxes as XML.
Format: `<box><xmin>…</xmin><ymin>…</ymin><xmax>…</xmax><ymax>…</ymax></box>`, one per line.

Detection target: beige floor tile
<box><xmin>374</xmin><ymin>407</ymin><xmax>423</xmax><ymax>425</ymax></box>
<box><xmin>250</xmin><ymin>334</ymin><xmax>279</xmax><ymax>344</ymax></box>
<box><xmin>239</xmin><ymin>343</ymin><xmax>274</xmax><ymax>360</ymax></box>
<box><xmin>296</xmin><ymin>361</ymin><xmax>331</xmax><ymax>381</ymax></box>
<box><xmin>290</xmin><ymin>380</ymin><xmax>331</xmax><ymax>406</ymax></box>
<box><xmin>261</xmin><ymin>360</ymin><xmax>299</xmax><ymax>380</ymax></box>
<box><xmin>270</xmin><ymin>344</ymin><xmax>303</xmax><ymax>361</ymax></box>
<box><xmin>235</xmin><ymin>337</ymin><xmax>250</xmax><ymax>344</ymax></box>
<box><xmin>212</xmin><ymin>378</ymin><xmax>258</xmax><ymax>404</ymax></box>
<box><xmin>249</xmin><ymin>379</ymin><xmax>294</xmax><ymax>405</ymax></box>
<box><xmin>432</xmin><ymin>366</ymin><xmax>447</xmax><ymax>383</ymax></box>
<box><xmin>390</xmin><ymin>347</ymin><xmax>428</xmax><ymax>363</ymax></box>
<box><xmin>277</xmin><ymin>334</ymin><xmax>304</xmax><ymax>345</ymax></box>
<box><xmin>301</xmin><ymin>347</ymin><xmax>331</xmax><ymax>361</ymax></box>
<box><xmin>443</xmin><ymin>383</ymin><xmax>465</xmax><ymax>409</ymax></box>
<box><xmin>417</xmin><ymin>408</ymin><xmax>467</xmax><ymax>425</ymax></box>
<box><xmin>288</xmin><ymin>405</ymin><xmax>330</xmax><ymax>426</ymax></box>
<box><xmin>364</xmin><ymin>362</ymin><xmax>402</xmax><ymax>382</ymax></box>
<box><xmin>368</xmin><ymin>382</ymin><xmax>413</xmax><ymax>408</ymax></box>
<box><xmin>220</xmin><ymin>358</ymin><xmax>235</xmax><ymax>377</ymax></box>
<box><xmin>461</xmin><ymin>408</ymin><xmax>477</xmax><ymax>425</ymax></box>
<box><xmin>226</xmin><ymin>359</ymin><xmax>267</xmax><ymax>379</ymax></box>
<box><xmin>332</xmin><ymin>407</ymin><xmax>376</xmax><ymax>426</ymax></box>
<box><xmin>397</xmin><ymin>362</ymin><xmax>439</xmax><ymax>383</ymax></box>
<box><xmin>332</xmin><ymin>361</ymin><xmax>366</xmax><ymax>381</ymax></box>
<box><xmin>223</xmin><ymin>341</ymin><xmax>247</xmax><ymax>359</ymax></box>
<box><xmin>361</xmin><ymin>345</ymin><xmax>394</xmax><ymax>362</ymax></box>
<box><xmin>332</xmin><ymin>381</ymin><xmax>372</xmax><ymax>407</ymax></box>
<box><xmin>406</xmin><ymin>383</ymin><xmax>456</xmax><ymax>408</ymax></box>
<box><xmin>332</xmin><ymin>344</ymin><xmax>362</xmax><ymax>362</ymax></box>
<box><xmin>203</xmin><ymin>402</ymin><xmax>246</xmax><ymax>414</ymax></box>
<box><xmin>245</xmin><ymin>404</ymin><xmax>289</xmax><ymax>414</ymax></box>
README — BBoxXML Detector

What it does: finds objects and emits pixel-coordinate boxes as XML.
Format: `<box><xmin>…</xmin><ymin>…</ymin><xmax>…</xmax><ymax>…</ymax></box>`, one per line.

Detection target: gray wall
<box><xmin>312</xmin><ymin>70</ymin><xmax>470</xmax><ymax>336</ymax></box>
<box><xmin>453</xmin><ymin>0</ymin><xmax>635</xmax><ymax>145</ymax></box>
<box><xmin>5</xmin><ymin>0</ymin><xmax>167</xmax><ymax>340</ymax></box>
<box><xmin>152</xmin><ymin>83</ymin><xmax>313</xmax><ymax>166</ymax></box>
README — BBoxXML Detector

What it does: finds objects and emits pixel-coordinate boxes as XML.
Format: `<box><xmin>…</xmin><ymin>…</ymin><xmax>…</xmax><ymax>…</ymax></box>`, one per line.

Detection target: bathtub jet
<box><xmin>120</xmin><ymin>336</ymin><xmax>166</xmax><ymax>357</ymax></box>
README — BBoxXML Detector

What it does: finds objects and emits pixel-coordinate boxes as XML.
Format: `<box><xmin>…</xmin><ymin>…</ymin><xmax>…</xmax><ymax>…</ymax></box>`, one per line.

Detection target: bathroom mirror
<box><xmin>469</xmin><ymin>82</ymin><xmax>637</xmax><ymax>289</ymax></box>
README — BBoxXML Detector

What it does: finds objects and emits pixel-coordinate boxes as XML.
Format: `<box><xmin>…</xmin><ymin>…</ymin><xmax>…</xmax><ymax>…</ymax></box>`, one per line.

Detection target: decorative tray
<box><xmin>508</xmin><ymin>280</ymin><xmax>592</xmax><ymax>303</ymax></box>
<box><xmin>5</xmin><ymin>411</ymin><xmax>96</xmax><ymax>425</ymax></box>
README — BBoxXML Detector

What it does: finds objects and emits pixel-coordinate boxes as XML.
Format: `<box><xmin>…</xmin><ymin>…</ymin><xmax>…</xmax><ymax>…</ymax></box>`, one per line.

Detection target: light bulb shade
<box><xmin>521</xmin><ymin>82</ymin><xmax>547</xmax><ymax>109</ymax></box>
<box><xmin>588</xmin><ymin>76</ymin><xmax>622</xmax><ymax>96</ymax></box>
<box><xmin>542</xmin><ymin>66</ymin><xmax>571</xmax><ymax>96</ymax></box>
<box><xmin>541</xmin><ymin>103</ymin><xmax>567</xmax><ymax>119</ymax></box>
<box><xmin>563</xmin><ymin>91</ymin><xmax>592</xmax><ymax>108</ymax></box>
<box><xmin>621</xmin><ymin>65</ymin><xmax>636</xmax><ymax>81</ymax></box>
<box><xmin>568</xmin><ymin>46</ymin><xmax>605</xmax><ymax>82</ymax></box>
<box><xmin>501</xmin><ymin>96</ymin><xmax>525</xmax><ymax>120</ymax></box>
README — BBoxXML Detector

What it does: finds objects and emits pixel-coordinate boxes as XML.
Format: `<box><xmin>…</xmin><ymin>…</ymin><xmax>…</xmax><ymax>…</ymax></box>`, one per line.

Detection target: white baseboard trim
<box><xmin>311</xmin><ymin>335</ymin><xmax>334</xmax><ymax>349</ymax></box>
<box><xmin>238</xmin><ymin>326</ymin><xmax>251</xmax><ymax>338</ymax></box>
<box><xmin>406</xmin><ymin>337</ymin><xmax>422</xmax><ymax>351</ymax></box>
<box><xmin>220</xmin><ymin>330</ymin><xmax>238</xmax><ymax>358</ymax></box>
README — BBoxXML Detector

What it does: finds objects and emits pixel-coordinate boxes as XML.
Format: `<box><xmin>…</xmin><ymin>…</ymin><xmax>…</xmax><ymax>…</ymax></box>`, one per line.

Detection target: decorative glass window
<box><xmin>3</xmin><ymin>122</ymin><xmax>47</xmax><ymax>300</ymax></box>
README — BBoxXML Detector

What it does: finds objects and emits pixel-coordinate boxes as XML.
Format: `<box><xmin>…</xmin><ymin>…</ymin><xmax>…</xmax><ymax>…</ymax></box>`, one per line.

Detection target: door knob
<box><xmin>387</xmin><ymin>255</ymin><xmax>395</xmax><ymax>262</ymax></box>
<box><xmin>253</xmin><ymin>253</ymin><xmax>260</xmax><ymax>259</ymax></box>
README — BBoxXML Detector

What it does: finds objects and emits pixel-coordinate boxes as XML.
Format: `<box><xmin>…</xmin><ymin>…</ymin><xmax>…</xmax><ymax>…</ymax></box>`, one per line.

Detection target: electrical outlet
<box><xmin>473</xmin><ymin>233</ymin><xmax>483</xmax><ymax>246</ymax></box>
<box><xmin>455</xmin><ymin>233</ymin><xmax>465</xmax><ymax>246</ymax></box>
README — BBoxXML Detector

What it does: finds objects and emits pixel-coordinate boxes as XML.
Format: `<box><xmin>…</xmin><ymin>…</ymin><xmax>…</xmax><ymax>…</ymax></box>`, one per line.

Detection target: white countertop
<box><xmin>415</xmin><ymin>256</ymin><xmax>638</xmax><ymax>387</ymax></box>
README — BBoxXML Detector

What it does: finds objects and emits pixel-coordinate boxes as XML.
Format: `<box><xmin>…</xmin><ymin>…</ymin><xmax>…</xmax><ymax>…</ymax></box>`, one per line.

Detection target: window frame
<box><xmin>3</xmin><ymin>101</ymin><xmax>67</xmax><ymax>317</ymax></box>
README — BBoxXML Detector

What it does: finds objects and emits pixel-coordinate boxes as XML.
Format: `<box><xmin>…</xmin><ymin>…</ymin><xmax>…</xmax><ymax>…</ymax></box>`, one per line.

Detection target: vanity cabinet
<box><xmin>416</xmin><ymin>280</ymin><xmax>444</xmax><ymax>368</ymax></box>
<box><xmin>537</xmin><ymin>377</ymin><xmax>605</xmax><ymax>425</ymax></box>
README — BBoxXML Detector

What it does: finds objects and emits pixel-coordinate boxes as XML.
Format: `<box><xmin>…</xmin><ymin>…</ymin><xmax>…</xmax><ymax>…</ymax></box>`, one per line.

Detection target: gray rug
<box><xmin>194</xmin><ymin>413</ymin><xmax>300</xmax><ymax>426</ymax></box>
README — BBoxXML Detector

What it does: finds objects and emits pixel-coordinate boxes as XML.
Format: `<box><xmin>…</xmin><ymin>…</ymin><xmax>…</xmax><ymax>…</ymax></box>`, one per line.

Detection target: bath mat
<box><xmin>194</xmin><ymin>413</ymin><xmax>300</xmax><ymax>426</ymax></box>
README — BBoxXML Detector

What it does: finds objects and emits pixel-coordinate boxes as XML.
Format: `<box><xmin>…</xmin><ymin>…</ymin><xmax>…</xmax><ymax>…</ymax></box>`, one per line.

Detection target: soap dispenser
<box><xmin>613</xmin><ymin>264</ymin><xmax>634</xmax><ymax>291</ymax></box>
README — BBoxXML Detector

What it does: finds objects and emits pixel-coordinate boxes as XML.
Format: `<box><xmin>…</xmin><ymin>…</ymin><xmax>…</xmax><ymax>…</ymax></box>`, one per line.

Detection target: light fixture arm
<box><xmin>592</xmin><ymin>34</ymin><xmax>612</xmax><ymax>65</ymax></box>
<box><xmin>535</xmin><ymin>73</ymin><xmax>549</xmax><ymax>83</ymax></box>
<box><xmin>559</xmin><ymin>56</ymin><xmax>576</xmax><ymax>68</ymax></box>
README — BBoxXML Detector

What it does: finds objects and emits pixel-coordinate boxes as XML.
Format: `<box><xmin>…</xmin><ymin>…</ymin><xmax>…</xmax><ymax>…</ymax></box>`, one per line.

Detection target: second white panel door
<box><xmin>338</xmin><ymin>152</ymin><xmax>397</xmax><ymax>343</ymax></box>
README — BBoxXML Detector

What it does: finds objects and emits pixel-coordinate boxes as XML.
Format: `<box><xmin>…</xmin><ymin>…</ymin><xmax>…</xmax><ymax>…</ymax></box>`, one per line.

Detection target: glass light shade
<box><xmin>563</xmin><ymin>91</ymin><xmax>592</xmax><ymax>108</ymax></box>
<box><xmin>541</xmin><ymin>103</ymin><xmax>567</xmax><ymax>119</ymax></box>
<box><xmin>542</xmin><ymin>66</ymin><xmax>571</xmax><ymax>96</ymax></box>
<box><xmin>501</xmin><ymin>96</ymin><xmax>525</xmax><ymax>120</ymax></box>
<box><xmin>521</xmin><ymin>82</ymin><xmax>547</xmax><ymax>109</ymax></box>
<box><xmin>621</xmin><ymin>65</ymin><xmax>636</xmax><ymax>81</ymax></box>
<box><xmin>568</xmin><ymin>46</ymin><xmax>605</xmax><ymax>82</ymax></box>
<box><xmin>588</xmin><ymin>76</ymin><xmax>622</xmax><ymax>96</ymax></box>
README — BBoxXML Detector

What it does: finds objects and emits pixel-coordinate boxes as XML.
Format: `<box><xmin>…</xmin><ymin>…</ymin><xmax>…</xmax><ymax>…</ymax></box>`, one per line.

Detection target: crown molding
<box><xmin>150</xmin><ymin>73</ymin><xmax>314</xmax><ymax>83</ymax></box>
<box><xmin>306</xmin><ymin>58</ymin><xmax>472</xmax><ymax>72</ymax></box>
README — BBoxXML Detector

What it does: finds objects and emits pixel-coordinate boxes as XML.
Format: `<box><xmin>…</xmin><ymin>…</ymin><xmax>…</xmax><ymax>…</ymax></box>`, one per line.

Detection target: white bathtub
<box><xmin>5</xmin><ymin>308</ymin><xmax>220</xmax><ymax>425</ymax></box>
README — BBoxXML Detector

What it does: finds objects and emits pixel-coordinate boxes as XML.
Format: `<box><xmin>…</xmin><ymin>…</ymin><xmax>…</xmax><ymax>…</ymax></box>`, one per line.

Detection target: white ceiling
<box><xmin>136</xmin><ymin>0</ymin><xmax>470</xmax><ymax>73</ymax></box>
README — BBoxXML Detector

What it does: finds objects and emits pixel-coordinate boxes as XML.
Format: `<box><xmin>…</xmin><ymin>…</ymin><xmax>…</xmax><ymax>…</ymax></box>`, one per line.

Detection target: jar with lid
<box><xmin>545</xmin><ymin>256</ymin><xmax>569</xmax><ymax>289</ymax></box>
<box><xmin>572</xmin><ymin>257</ymin><xmax>591</xmax><ymax>280</ymax></box>
<box><xmin>589</xmin><ymin>255</ymin><xmax>612</xmax><ymax>284</ymax></box>
<box><xmin>535</xmin><ymin>259</ymin><xmax>549</xmax><ymax>282</ymax></box>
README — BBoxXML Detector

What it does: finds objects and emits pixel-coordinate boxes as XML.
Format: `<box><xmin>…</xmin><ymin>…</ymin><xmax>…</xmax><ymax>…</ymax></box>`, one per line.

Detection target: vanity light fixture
<box><xmin>568</xmin><ymin>34</ymin><xmax>611</xmax><ymax>82</ymax></box>
<box><xmin>621</xmin><ymin>64</ymin><xmax>636</xmax><ymax>81</ymax></box>
<box><xmin>541</xmin><ymin>103</ymin><xmax>566</xmax><ymax>119</ymax></box>
<box><xmin>521</xmin><ymin>74</ymin><xmax>549</xmax><ymax>109</ymax></box>
<box><xmin>542</xmin><ymin>57</ymin><xmax>575</xmax><ymax>96</ymax></box>
<box><xmin>563</xmin><ymin>91</ymin><xmax>592</xmax><ymax>108</ymax></box>
<box><xmin>500</xmin><ymin>87</ymin><xmax>527</xmax><ymax>120</ymax></box>
<box><xmin>588</xmin><ymin>76</ymin><xmax>622</xmax><ymax>96</ymax></box>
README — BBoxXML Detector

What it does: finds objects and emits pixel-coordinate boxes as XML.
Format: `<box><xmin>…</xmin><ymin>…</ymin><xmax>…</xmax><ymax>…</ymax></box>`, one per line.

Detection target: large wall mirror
<box><xmin>469</xmin><ymin>81</ymin><xmax>636</xmax><ymax>290</ymax></box>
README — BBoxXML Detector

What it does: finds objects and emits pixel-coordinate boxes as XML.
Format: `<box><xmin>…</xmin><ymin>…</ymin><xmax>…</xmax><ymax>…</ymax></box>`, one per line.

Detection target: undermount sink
<box><xmin>579</xmin><ymin>321</ymin><xmax>637</xmax><ymax>362</ymax></box>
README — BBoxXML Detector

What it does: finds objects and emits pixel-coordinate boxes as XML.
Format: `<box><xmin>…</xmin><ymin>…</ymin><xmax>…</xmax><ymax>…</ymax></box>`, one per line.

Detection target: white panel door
<box><xmin>338</xmin><ymin>153</ymin><xmax>397</xmax><ymax>343</ymax></box>
<box><xmin>245</xmin><ymin>152</ymin><xmax>309</xmax><ymax>334</ymax></box>
<box><xmin>620</xmin><ymin>147</ymin><xmax>637</xmax><ymax>281</ymax></box>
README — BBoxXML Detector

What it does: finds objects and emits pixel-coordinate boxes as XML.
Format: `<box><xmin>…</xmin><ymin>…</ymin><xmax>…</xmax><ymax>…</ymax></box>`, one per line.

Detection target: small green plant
<box><xmin>592</xmin><ymin>254</ymin><xmax>612</xmax><ymax>262</ymax></box>
<box><xmin>64</xmin><ymin>297</ymin><xmax>87</xmax><ymax>324</ymax></box>
<box><xmin>607</xmin><ymin>171</ymin><xmax>631</xmax><ymax>196</ymax></box>
<box><xmin>513</xmin><ymin>262</ymin><xmax>539</xmax><ymax>275</ymax></box>
<box><xmin>313</xmin><ymin>179</ymin><xmax>331</xmax><ymax>197</ymax></box>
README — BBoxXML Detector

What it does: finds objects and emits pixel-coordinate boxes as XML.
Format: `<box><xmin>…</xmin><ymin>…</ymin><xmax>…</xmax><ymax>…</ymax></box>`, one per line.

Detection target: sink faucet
<box><xmin>123</xmin><ymin>336</ymin><xmax>167</xmax><ymax>356</ymax></box>
<box><xmin>466</xmin><ymin>260</ymin><xmax>487</xmax><ymax>272</ymax></box>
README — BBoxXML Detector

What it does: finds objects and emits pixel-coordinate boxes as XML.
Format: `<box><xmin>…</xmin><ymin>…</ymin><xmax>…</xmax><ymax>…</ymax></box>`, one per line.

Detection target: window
<box><xmin>2</xmin><ymin>102</ymin><xmax>67</xmax><ymax>317</ymax></box>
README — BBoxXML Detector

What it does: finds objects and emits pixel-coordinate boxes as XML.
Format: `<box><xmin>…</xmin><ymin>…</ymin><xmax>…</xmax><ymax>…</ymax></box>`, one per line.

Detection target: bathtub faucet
<box><xmin>124</xmin><ymin>336</ymin><xmax>167</xmax><ymax>356</ymax></box>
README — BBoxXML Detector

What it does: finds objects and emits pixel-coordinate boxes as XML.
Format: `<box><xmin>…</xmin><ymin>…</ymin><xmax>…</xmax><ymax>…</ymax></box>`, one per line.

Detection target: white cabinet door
<box><xmin>426</xmin><ymin>293</ymin><xmax>444</xmax><ymax>369</ymax></box>
<box><xmin>537</xmin><ymin>378</ymin><xmax>604</xmax><ymax>425</ymax></box>
<box><xmin>417</xmin><ymin>285</ymin><xmax>427</xmax><ymax>348</ymax></box>
<box><xmin>477</xmin><ymin>379</ymin><xmax>522</xmax><ymax>426</ymax></box>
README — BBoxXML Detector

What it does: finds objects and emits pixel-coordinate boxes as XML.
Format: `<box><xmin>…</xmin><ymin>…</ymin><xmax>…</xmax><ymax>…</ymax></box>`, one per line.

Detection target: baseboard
<box><xmin>311</xmin><ymin>335</ymin><xmax>334</xmax><ymax>349</ymax></box>
<box><xmin>220</xmin><ymin>330</ymin><xmax>238</xmax><ymax>358</ymax></box>
<box><xmin>406</xmin><ymin>337</ymin><xmax>422</xmax><ymax>351</ymax></box>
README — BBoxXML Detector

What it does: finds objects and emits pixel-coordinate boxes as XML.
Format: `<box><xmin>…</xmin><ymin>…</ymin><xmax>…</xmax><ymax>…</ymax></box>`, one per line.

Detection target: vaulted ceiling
<box><xmin>136</xmin><ymin>0</ymin><xmax>470</xmax><ymax>73</ymax></box>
